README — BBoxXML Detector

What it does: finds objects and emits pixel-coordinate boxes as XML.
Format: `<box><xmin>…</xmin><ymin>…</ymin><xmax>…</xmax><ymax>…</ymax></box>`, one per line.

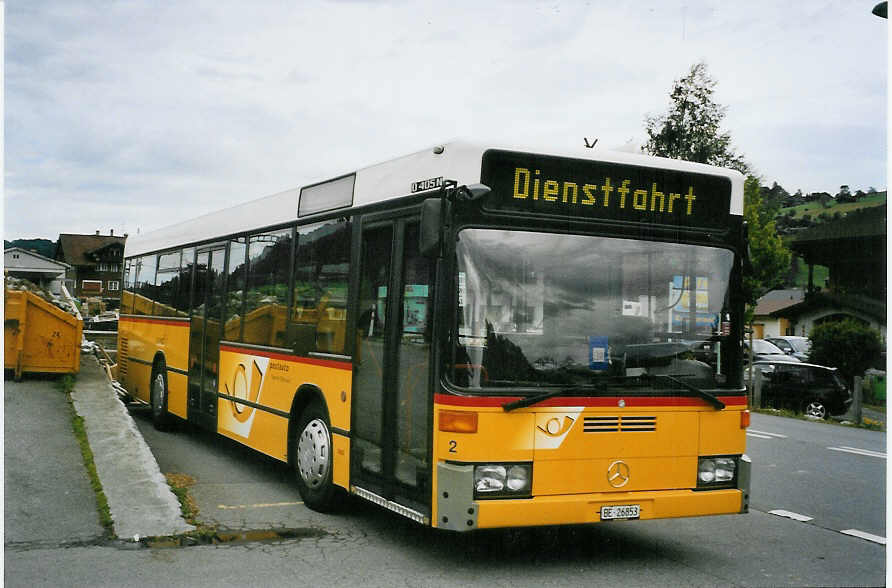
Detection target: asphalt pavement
<box><xmin>5</xmin><ymin>351</ymin><xmax>886</xmax><ymax>548</ymax></box>
<box><xmin>4</xmin><ymin>354</ymin><xmax>193</xmax><ymax>545</ymax></box>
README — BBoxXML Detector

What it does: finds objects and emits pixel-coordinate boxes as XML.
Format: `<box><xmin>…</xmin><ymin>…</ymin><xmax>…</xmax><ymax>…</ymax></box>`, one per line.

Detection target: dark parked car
<box><xmin>766</xmin><ymin>336</ymin><xmax>811</xmax><ymax>362</ymax></box>
<box><xmin>755</xmin><ymin>361</ymin><xmax>852</xmax><ymax>419</ymax></box>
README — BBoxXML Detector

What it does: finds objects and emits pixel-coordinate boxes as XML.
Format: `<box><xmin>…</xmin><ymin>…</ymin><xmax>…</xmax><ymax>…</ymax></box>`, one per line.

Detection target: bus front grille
<box><xmin>583</xmin><ymin>415</ymin><xmax>656</xmax><ymax>433</ymax></box>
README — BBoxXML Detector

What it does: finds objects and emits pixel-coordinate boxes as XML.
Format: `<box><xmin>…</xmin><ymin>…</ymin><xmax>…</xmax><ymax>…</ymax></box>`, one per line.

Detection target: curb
<box><xmin>70</xmin><ymin>355</ymin><xmax>195</xmax><ymax>540</ymax></box>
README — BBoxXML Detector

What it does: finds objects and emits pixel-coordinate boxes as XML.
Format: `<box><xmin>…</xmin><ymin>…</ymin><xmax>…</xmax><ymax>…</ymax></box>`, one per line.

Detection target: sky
<box><xmin>4</xmin><ymin>1</ymin><xmax>888</xmax><ymax>240</ymax></box>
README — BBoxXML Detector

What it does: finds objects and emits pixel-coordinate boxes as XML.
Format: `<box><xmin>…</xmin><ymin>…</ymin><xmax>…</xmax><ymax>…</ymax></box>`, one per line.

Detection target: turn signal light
<box><xmin>439</xmin><ymin>410</ymin><xmax>478</xmax><ymax>433</ymax></box>
<box><xmin>740</xmin><ymin>410</ymin><xmax>750</xmax><ymax>429</ymax></box>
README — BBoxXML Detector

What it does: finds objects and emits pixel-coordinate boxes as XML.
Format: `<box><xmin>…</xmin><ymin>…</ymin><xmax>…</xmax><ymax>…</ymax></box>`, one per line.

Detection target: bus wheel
<box><xmin>804</xmin><ymin>399</ymin><xmax>827</xmax><ymax>420</ymax></box>
<box><xmin>150</xmin><ymin>361</ymin><xmax>172</xmax><ymax>431</ymax></box>
<box><xmin>292</xmin><ymin>402</ymin><xmax>342</xmax><ymax>512</ymax></box>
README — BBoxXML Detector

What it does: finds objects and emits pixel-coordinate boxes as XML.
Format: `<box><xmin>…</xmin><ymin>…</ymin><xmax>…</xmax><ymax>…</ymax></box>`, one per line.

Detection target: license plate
<box><xmin>601</xmin><ymin>504</ymin><xmax>640</xmax><ymax>521</ymax></box>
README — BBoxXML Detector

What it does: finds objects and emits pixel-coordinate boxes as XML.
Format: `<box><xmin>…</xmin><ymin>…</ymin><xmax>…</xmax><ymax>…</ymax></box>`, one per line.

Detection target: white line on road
<box><xmin>748</xmin><ymin>429</ymin><xmax>787</xmax><ymax>438</ymax></box>
<box><xmin>746</xmin><ymin>432</ymin><xmax>773</xmax><ymax>439</ymax></box>
<box><xmin>769</xmin><ymin>509</ymin><xmax>814</xmax><ymax>522</ymax></box>
<box><xmin>841</xmin><ymin>529</ymin><xmax>887</xmax><ymax>545</ymax></box>
<box><xmin>827</xmin><ymin>446</ymin><xmax>887</xmax><ymax>459</ymax></box>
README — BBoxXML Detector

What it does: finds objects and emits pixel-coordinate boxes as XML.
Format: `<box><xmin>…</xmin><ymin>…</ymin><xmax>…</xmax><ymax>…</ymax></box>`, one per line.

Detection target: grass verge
<box><xmin>165</xmin><ymin>473</ymin><xmax>200</xmax><ymax>524</ymax></box>
<box><xmin>155</xmin><ymin>473</ymin><xmax>218</xmax><ymax>545</ymax></box>
<box><xmin>753</xmin><ymin>407</ymin><xmax>885</xmax><ymax>431</ymax></box>
<box><xmin>60</xmin><ymin>374</ymin><xmax>116</xmax><ymax>539</ymax></box>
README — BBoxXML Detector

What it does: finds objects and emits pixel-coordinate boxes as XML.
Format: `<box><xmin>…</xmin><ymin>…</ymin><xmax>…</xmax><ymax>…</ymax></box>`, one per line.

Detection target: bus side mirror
<box><xmin>420</xmin><ymin>198</ymin><xmax>447</xmax><ymax>258</ymax></box>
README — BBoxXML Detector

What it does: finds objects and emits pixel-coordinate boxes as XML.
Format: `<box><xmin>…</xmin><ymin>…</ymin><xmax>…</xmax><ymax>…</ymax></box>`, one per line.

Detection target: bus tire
<box><xmin>292</xmin><ymin>401</ymin><xmax>342</xmax><ymax>512</ymax></box>
<box><xmin>150</xmin><ymin>360</ymin><xmax>172</xmax><ymax>431</ymax></box>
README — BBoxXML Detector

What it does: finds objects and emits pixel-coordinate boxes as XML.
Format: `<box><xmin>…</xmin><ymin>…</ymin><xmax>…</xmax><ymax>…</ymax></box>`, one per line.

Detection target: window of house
<box><xmin>82</xmin><ymin>280</ymin><xmax>103</xmax><ymax>293</ymax></box>
<box><xmin>107</xmin><ymin>281</ymin><xmax>120</xmax><ymax>291</ymax></box>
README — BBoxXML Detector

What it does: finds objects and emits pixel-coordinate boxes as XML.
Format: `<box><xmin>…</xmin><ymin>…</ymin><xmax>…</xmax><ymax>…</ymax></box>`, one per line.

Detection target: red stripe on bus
<box><xmin>119</xmin><ymin>315</ymin><xmax>190</xmax><ymax>327</ymax></box>
<box><xmin>219</xmin><ymin>345</ymin><xmax>352</xmax><ymax>371</ymax></box>
<box><xmin>434</xmin><ymin>394</ymin><xmax>747</xmax><ymax>408</ymax></box>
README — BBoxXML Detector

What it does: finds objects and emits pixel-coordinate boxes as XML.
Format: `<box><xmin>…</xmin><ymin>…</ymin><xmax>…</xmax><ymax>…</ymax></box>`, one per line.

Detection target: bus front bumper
<box><xmin>436</xmin><ymin>458</ymin><xmax>750</xmax><ymax>531</ymax></box>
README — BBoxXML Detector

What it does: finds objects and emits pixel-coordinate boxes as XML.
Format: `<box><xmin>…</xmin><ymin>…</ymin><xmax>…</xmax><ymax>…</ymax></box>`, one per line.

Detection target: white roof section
<box><xmin>125</xmin><ymin>140</ymin><xmax>745</xmax><ymax>257</ymax></box>
<box><xmin>4</xmin><ymin>247</ymin><xmax>71</xmax><ymax>273</ymax></box>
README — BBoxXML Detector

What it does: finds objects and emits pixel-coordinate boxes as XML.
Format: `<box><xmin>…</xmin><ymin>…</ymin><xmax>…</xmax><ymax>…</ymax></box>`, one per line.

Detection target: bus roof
<box><xmin>125</xmin><ymin>140</ymin><xmax>745</xmax><ymax>257</ymax></box>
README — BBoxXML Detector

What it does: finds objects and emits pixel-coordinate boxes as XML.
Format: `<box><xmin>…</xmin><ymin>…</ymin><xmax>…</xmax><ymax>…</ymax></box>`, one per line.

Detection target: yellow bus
<box><xmin>118</xmin><ymin>141</ymin><xmax>751</xmax><ymax>530</ymax></box>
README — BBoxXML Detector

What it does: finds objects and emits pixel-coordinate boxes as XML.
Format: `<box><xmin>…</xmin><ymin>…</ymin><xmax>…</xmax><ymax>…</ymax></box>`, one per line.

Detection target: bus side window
<box><xmin>154</xmin><ymin>250</ymin><xmax>183</xmax><ymax>317</ymax></box>
<box><xmin>133</xmin><ymin>254</ymin><xmax>157</xmax><ymax>316</ymax></box>
<box><xmin>121</xmin><ymin>259</ymin><xmax>135</xmax><ymax>314</ymax></box>
<box><xmin>243</xmin><ymin>228</ymin><xmax>294</xmax><ymax>348</ymax></box>
<box><xmin>175</xmin><ymin>248</ymin><xmax>195</xmax><ymax>314</ymax></box>
<box><xmin>224</xmin><ymin>237</ymin><xmax>248</xmax><ymax>341</ymax></box>
<box><xmin>289</xmin><ymin>219</ymin><xmax>351</xmax><ymax>355</ymax></box>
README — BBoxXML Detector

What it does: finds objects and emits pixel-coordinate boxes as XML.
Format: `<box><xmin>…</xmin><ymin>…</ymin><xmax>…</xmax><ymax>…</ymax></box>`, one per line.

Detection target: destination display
<box><xmin>480</xmin><ymin>150</ymin><xmax>732</xmax><ymax>229</ymax></box>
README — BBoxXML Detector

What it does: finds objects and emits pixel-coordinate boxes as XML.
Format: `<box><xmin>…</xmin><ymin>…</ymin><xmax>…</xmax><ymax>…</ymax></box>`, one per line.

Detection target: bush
<box><xmin>809</xmin><ymin>319</ymin><xmax>884</xmax><ymax>386</ymax></box>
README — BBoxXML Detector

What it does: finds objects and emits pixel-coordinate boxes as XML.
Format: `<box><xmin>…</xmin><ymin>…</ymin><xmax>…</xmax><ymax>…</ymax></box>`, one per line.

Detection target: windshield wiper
<box><xmin>501</xmin><ymin>375</ymin><xmax>725</xmax><ymax>412</ymax></box>
<box><xmin>652</xmin><ymin>374</ymin><xmax>725</xmax><ymax>410</ymax></box>
<box><xmin>502</xmin><ymin>386</ymin><xmax>601</xmax><ymax>412</ymax></box>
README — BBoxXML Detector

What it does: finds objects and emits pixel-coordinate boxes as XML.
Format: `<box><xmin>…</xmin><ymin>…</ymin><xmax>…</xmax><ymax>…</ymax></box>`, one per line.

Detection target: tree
<box><xmin>835</xmin><ymin>184</ymin><xmax>854</xmax><ymax>203</ymax></box>
<box><xmin>809</xmin><ymin>319</ymin><xmax>884</xmax><ymax>387</ymax></box>
<box><xmin>643</xmin><ymin>62</ymin><xmax>750</xmax><ymax>174</ymax></box>
<box><xmin>780</xmin><ymin>186</ymin><xmax>801</xmax><ymax>208</ymax></box>
<box><xmin>814</xmin><ymin>192</ymin><xmax>833</xmax><ymax>208</ymax></box>
<box><xmin>742</xmin><ymin>176</ymin><xmax>792</xmax><ymax>307</ymax></box>
<box><xmin>760</xmin><ymin>182</ymin><xmax>787</xmax><ymax>218</ymax></box>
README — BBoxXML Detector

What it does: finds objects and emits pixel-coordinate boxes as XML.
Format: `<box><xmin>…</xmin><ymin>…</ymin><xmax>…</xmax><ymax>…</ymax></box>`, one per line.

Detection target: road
<box><xmin>126</xmin><ymin>408</ymin><xmax>886</xmax><ymax>586</ymax></box>
<box><xmin>747</xmin><ymin>412</ymin><xmax>886</xmax><ymax>542</ymax></box>
<box><xmin>6</xmin><ymin>405</ymin><xmax>886</xmax><ymax>587</ymax></box>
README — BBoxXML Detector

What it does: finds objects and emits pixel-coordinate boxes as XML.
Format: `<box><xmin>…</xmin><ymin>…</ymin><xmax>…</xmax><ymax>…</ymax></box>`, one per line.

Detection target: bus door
<box><xmin>352</xmin><ymin>216</ymin><xmax>434</xmax><ymax>515</ymax></box>
<box><xmin>188</xmin><ymin>245</ymin><xmax>226</xmax><ymax>430</ymax></box>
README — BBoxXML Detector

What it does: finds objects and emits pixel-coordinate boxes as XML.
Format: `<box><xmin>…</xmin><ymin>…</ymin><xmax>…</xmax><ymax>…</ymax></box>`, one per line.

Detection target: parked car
<box><xmin>755</xmin><ymin>361</ymin><xmax>852</xmax><ymax>419</ymax></box>
<box><xmin>766</xmin><ymin>336</ymin><xmax>811</xmax><ymax>362</ymax></box>
<box><xmin>744</xmin><ymin>338</ymin><xmax>800</xmax><ymax>363</ymax></box>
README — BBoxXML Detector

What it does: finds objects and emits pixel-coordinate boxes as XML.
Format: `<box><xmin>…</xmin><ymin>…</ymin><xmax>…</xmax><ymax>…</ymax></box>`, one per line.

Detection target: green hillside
<box><xmin>4</xmin><ymin>238</ymin><xmax>56</xmax><ymax>258</ymax></box>
<box><xmin>779</xmin><ymin>192</ymin><xmax>886</xmax><ymax>219</ymax></box>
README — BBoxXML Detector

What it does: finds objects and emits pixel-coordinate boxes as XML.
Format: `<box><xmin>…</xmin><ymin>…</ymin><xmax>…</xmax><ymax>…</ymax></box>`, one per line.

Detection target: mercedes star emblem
<box><xmin>607</xmin><ymin>460</ymin><xmax>631</xmax><ymax>488</ymax></box>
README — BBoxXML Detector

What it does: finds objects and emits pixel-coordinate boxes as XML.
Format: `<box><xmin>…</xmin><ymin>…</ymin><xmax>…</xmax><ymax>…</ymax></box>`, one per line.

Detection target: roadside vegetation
<box><xmin>753</xmin><ymin>406</ymin><xmax>885</xmax><ymax>431</ymax></box>
<box><xmin>165</xmin><ymin>473</ymin><xmax>200</xmax><ymax>525</ymax></box>
<box><xmin>58</xmin><ymin>374</ymin><xmax>115</xmax><ymax>539</ymax></box>
<box><xmin>151</xmin><ymin>473</ymin><xmax>219</xmax><ymax>546</ymax></box>
<box><xmin>779</xmin><ymin>192</ymin><xmax>886</xmax><ymax>220</ymax></box>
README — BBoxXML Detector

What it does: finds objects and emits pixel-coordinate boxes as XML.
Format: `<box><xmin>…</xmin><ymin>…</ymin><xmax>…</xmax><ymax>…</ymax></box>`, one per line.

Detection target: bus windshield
<box><xmin>451</xmin><ymin>229</ymin><xmax>737</xmax><ymax>391</ymax></box>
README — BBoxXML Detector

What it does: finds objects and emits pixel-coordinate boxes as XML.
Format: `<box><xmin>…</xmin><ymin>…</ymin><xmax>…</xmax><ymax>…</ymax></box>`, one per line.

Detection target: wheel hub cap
<box><xmin>297</xmin><ymin>419</ymin><xmax>330</xmax><ymax>489</ymax></box>
<box><xmin>153</xmin><ymin>374</ymin><xmax>165</xmax><ymax>408</ymax></box>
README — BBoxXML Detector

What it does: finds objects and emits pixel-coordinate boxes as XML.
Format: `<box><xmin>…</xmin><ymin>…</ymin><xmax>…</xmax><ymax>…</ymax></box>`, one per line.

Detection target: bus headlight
<box><xmin>697</xmin><ymin>456</ymin><xmax>738</xmax><ymax>489</ymax></box>
<box><xmin>473</xmin><ymin>463</ymin><xmax>532</xmax><ymax>498</ymax></box>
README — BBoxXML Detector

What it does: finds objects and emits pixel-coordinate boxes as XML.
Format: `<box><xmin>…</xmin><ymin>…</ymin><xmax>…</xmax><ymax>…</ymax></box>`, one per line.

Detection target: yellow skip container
<box><xmin>4</xmin><ymin>289</ymin><xmax>83</xmax><ymax>379</ymax></box>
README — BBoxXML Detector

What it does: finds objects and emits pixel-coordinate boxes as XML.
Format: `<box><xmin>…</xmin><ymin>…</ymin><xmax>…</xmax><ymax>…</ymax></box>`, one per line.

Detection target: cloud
<box><xmin>4</xmin><ymin>1</ymin><xmax>886</xmax><ymax>240</ymax></box>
